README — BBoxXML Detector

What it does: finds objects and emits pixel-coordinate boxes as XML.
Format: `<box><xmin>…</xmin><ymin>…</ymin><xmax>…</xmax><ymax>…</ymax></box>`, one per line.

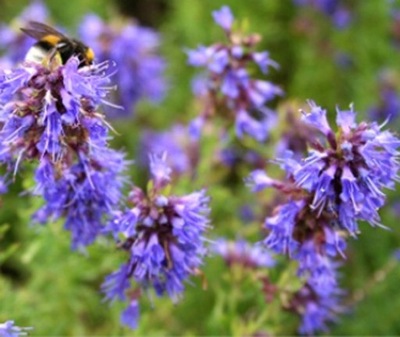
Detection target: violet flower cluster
<box><xmin>293</xmin><ymin>0</ymin><xmax>352</xmax><ymax>29</ymax></box>
<box><xmin>139</xmin><ymin>124</ymin><xmax>199</xmax><ymax>177</ymax></box>
<box><xmin>0</xmin><ymin>56</ymin><xmax>127</xmax><ymax>249</ymax></box>
<box><xmin>102</xmin><ymin>153</ymin><xmax>211</xmax><ymax>329</ymax></box>
<box><xmin>274</xmin><ymin>103</ymin><xmax>316</xmax><ymax>160</ymax></box>
<box><xmin>246</xmin><ymin>100</ymin><xmax>400</xmax><ymax>333</ymax></box>
<box><xmin>0</xmin><ymin>321</ymin><xmax>31</xmax><ymax>337</ymax></box>
<box><xmin>79</xmin><ymin>14</ymin><xmax>166</xmax><ymax>118</ymax></box>
<box><xmin>391</xmin><ymin>7</ymin><xmax>400</xmax><ymax>48</ymax></box>
<box><xmin>187</xmin><ymin>6</ymin><xmax>282</xmax><ymax>142</ymax></box>
<box><xmin>288</xmin><ymin>262</ymin><xmax>343</xmax><ymax>335</ymax></box>
<box><xmin>213</xmin><ymin>238</ymin><xmax>275</xmax><ymax>269</ymax></box>
<box><xmin>368</xmin><ymin>71</ymin><xmax>400</xmax><ymax>123</ymax></box>
<box><xmin>214</xmin><ymin>130</ymin><xmax>267</xmax><ymax>170</ymax></box>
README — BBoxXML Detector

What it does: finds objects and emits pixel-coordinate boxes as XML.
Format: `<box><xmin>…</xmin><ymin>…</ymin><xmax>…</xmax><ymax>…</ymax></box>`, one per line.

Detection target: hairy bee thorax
<box><xmin>22</xmin><ymin>22</ymin><xmax>94</xmax><ymax>67</ymax></box>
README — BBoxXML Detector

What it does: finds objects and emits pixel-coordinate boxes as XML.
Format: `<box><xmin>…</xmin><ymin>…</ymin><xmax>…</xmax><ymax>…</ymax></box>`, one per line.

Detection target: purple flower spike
<box><xmin>102</xmin><ymin>154</ymin><xmax>211</xmax><ymax>329</ymax></box>
<box><xmin>299</xmin><ymin>102</ymin><xmax>399</xmax><ymax>232</ymax></box>
<box><xmin>247</xmin><ymin>100</ymin><xmax>399</xmax><ymax>334</ymax></box>
<box><xmin>187</xmin><ymin>6</ymin><xmax>281</xmax><ymax>142</ymax></box>
<box><xmin>250</xmin><ymin>101</ymin><xmax>400</xmax><ymax>254</ymax></box>
<box><xmin>292</xmin><ymin>257</ymin><xmax>344</xmax><ymax>335</ymax></box>
<box><xmin>0</xmin><ymin>57</ymin><xmax>128</xmax><ymax>249</ymax></box>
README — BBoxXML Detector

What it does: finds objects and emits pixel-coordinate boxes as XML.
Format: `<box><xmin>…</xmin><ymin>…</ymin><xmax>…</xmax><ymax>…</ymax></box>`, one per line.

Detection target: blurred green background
<box><xmin>1</xmin><ymin>0</ymin><xmax>400</xmax><ymax>335</ymax></box>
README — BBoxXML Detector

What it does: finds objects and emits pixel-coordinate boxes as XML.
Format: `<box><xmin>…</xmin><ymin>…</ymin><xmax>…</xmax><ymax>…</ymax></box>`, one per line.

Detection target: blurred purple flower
<box><xmin>296</xmin><ymin>236</ymin><xmax>345</xmax><ymax>285</ymax></box>
<box><xmin>293</xmin><ymin>0</ymin><xmax>352</xmax><ymax>29</ymax></box>
<box><xmin>235</xmin><ymin>107</ymin><xmax>278</xmax><ymax>143</ymax></box>
<box><xmin>217</xmin><ymin>141</ymin><xmax>265</xmax><ymax>170</ymax></box>
<box><xmin>246</xmin><ymin>170</ymin><xmax>280</xmax><ymax>192</ymax></box>
<box><xmin>79</xmin><ymin>14</ymin><xmax>167</xmax><ymax>118</ymax></box>
<box><xmin>0</xmin><ymin>1</ymin><xmax>49</xmax><ymax>64</ymax></box>
<box><xmin>0</xmin><ymin>321</ymin><xmax>31</xmax><ymax>337</ymax></box>
<box><xmin>332</xmin><ymin>6</ymin><xmax>352</xmax><ymax>29</ymax></box>
<box><xmin>212</xmin><ymin>6</ymin><xmax>234</xmax><ymax>31</ymax></box>
<box><xmin>290</xmin><ymin>260</ymin><xmax>344</xmax><ymax>335</ymax></box>
<box><xmin>393</xmin><ymin>248</ymin><xmax>400</xmax><ymax>261</ymax></box>
<box><xmin>102</xmin><ymin>154</ymin><xmax>211</xmax><ymax>329</ymax></box>
<box><xmin>188</xmin><ymin>116</ymin><xmax>205</xmax><ymax>141</ymax></box>
<box><xmin>274</xmin><ymin>104</ymin><xmax>316</xmax><ymax>160</ymax></box>
<box><xmin>239</xmin><ymin>204</ymin><xmax>256</xmax><ymax>222</ymax></box>
<box><xmin>121</xmin><ymin>300</ymin><xmax>140</xmax><ymax>330</ymax></box>
<box><xmin>334</xmin><ymin>52</ymin><xmax>354</xmax><ymax>69</ymax></box>
<box><xmin>213</xmin><ymin>238</ymin><xmax>275</xmax><ymax>269</ymax></box>
<box><xmin>368</xmin><ymin>71</ymin><xmax>400</xmax><ymax>123</ymax></box>
<box><xmin>390</xmin><ymin>9</ymin><xmax>400</xmax><ymax>48</ymax></box>
<box><xmin>139</xmin><ymin>125</ymin><xmax>197</xmax><ymax>176</ymax></box>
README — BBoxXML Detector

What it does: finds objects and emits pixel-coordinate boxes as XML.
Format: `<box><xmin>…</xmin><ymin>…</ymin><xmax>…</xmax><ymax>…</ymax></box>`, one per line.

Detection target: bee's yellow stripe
<box><xmin>42</xmin><ymin>34</ymin><xmax>61</xmax><ymax>46</ymax></box>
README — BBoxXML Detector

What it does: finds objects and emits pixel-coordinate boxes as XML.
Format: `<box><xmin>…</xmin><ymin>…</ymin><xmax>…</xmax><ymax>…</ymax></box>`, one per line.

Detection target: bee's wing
<box><xmin>20</xmin><ymin>21</ymin><xmax>67</xmax><ymax>40</ymax></box>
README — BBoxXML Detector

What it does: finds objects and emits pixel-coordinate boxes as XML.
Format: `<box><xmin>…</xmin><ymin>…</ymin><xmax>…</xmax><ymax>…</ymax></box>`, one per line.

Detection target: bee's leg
<box><xmin>46</xmin><ymin>48</ymin><xmax>63</xmax><ymax>67</ymax></box>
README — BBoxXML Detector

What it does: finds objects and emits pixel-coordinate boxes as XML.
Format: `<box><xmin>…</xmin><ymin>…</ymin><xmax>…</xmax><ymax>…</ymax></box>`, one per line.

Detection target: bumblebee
<box><xmin>21</xmin><ymin>21</ymin><xmax>94</xmax><ymax>67</ymax></box>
